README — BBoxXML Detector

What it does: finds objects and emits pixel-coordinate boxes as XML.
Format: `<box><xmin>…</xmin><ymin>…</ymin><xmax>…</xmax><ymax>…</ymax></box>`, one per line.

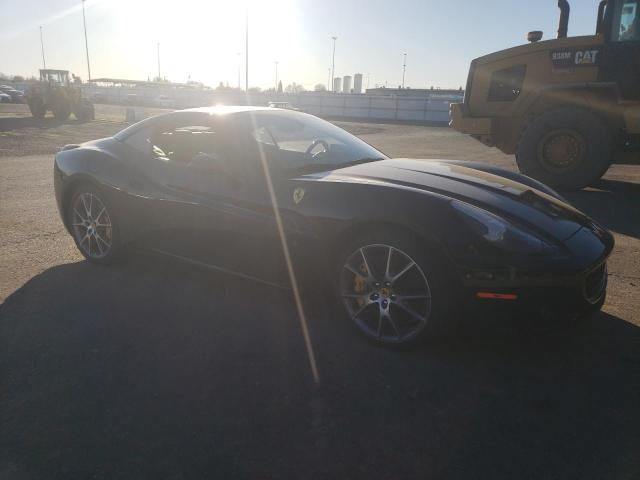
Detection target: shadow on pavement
<box><xmin>565</xmin><ymin>178</ymin><xmax>640</xmax><ymax>239</ymax></box>
<box><xmin>1</xmin><ymin>255</ymin><xmax>639</xmax><ymax>479</ymax></box>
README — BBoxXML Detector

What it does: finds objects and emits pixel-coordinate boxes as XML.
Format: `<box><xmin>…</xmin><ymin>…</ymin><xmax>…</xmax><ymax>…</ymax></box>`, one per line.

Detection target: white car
<box><xmin>0</xmin><ymin>92</ymin><xmax>11</xmax><ymax>103</ymax></box>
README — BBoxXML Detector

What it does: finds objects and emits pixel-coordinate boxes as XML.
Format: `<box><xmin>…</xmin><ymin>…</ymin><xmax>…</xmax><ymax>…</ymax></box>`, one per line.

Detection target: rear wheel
<box><xmin>74</xmin><ymin>100</ymin><xmax>94</xmax><ymax>122</ymax></box>
<box><xmin>67</xmin><ymin>185</ymin><xmax>121</xmax><ymax>264</ymax></box>
<box><xmin>28</xmin><ymin>98</ymin><xmax>46</xmax><ymax>119</ymax></box>
<box><xmin>516</xmin><ymin>108</ymin><xmax>613</xmax><ymax>190</ymax></box>
<box><xmin>51</xmin><ymin>97</ymin><xmax>71</xmax><ymax>121</ymax></box>
<box><xmin>336</xmin><ymin>230</ymin><xmax>455</xmax><ymax>347</ymax></box>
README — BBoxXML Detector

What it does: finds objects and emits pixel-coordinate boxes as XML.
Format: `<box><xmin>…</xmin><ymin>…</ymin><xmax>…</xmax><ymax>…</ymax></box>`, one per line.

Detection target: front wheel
<box><xmin>28</xmin><ymin>99</ymin><xmax>46</xmax><ymax>119</ymax></box>
<box><xmin>336</xmin><ymin>231</ymin><xmax>455</xmax><ymax>347</ymax></box>
<box><xmin>67</xmin><ymin>185</ymin><xmax>121</xmax><ymax>264</ymax></box>
<box><xmin>516</xmin><ymin>108</ymin><xmax>613</xmax><ymax>190</ymax></box>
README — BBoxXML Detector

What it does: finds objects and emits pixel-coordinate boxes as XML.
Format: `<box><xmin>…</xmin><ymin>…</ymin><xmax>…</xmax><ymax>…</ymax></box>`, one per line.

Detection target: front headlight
<box><xmin>452</xmin><ymin>200</ymin><xmax>552</xmax><ymax>254</ymax></box>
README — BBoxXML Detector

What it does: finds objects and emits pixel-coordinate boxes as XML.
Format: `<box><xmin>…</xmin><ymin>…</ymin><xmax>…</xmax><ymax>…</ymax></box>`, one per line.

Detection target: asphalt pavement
<box><xmin>1</xmin><ymin>104</ymin><xmax>639</xmax><ymax>479</ymax></box>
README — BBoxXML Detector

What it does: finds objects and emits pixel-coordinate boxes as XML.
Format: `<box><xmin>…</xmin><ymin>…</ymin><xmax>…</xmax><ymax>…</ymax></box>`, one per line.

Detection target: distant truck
<box><xmin>26</xmin><ymin>69</ymin><xmax>94</xmax><ymax>121</ymax></box>
<box><xmin>451</xmin><ymin>0</ymin><xmax>640</xmax><ymax>190</ymax></box>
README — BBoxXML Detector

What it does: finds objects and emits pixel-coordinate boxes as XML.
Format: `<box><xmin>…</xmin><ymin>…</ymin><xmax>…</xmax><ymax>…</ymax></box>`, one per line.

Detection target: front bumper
<box><xmin>461</xmin><ymin>259</ymin><xmax>608</xmax><ymax>312</ymax></box>
<box><xmin>449</xmin><ymin>103</ymin><xmax>494</xmax><ymax>147</ymax></box>
<box><xmin>455</xmin><ymin>219</ymin><xmax>614</xmax><ymax>314</ymax></box>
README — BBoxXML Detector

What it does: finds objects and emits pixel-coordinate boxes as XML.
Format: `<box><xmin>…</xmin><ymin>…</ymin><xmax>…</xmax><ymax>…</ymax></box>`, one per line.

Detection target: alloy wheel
<box><xmin>71</xmin><ymin>192</ymin><xmax>113</xmax><ymax>259</ymax></box>
<box><xmin>340</xmin><ymin>244</ymin><xmax>432</xmax><ymax>344</ymax></box>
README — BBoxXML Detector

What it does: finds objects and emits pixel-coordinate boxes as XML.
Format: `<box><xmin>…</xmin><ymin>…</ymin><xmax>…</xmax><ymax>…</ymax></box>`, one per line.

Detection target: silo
<box><xmin>343</xmin><ymin>75</ymin><xmax>352</xmax><ymax>93</ymax></box>
<box><xmin>353</xmin><ymin>73</ymin><xmax>363</xmax><ymax>94</ymax></box>
<box><xmin>333</xmin><ymin>77</ymin><xmax>342</xmax><ymax>93</ymax></box>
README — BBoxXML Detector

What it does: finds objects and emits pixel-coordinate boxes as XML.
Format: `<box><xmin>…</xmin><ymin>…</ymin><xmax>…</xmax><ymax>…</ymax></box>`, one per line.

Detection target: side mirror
<box><xmin>527</xmin><ymin>31</ymin><xmax>543</xmax><ymax>43</ymax></box>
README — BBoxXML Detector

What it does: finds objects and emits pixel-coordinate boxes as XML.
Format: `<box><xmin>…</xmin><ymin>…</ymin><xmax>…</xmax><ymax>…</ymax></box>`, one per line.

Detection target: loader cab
<box><xmin>599</xmin><ymin>0</ymin><xmax>640</xmax><ymax>100</ymax></box>
<box><xmin>39</xmin><ymin>69</ymin><xmax>71</xmax><ymax>88</ymax></box>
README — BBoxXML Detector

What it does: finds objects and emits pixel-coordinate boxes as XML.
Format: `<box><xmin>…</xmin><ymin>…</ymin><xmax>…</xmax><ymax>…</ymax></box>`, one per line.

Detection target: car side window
<box><xmin>150</xmin><ymin>125</ymin><xmax>221</xmax><ymax>166</ymax></box>
<box><xmin>122</xmin><ymin>127</ymin><xmax>153</xmax><ymax>155</ymax></box>
<box><xmin>124</xmin><ymin>120</ymin><xmax>229</xmax><ymax>171</ymax></box>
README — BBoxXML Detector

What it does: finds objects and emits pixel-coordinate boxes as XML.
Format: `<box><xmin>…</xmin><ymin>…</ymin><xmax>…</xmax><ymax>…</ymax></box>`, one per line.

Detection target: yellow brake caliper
<box><xmin>354</xmin><ymin>262</ymin><xmax>368</xmax><ymax>307</ymax></box>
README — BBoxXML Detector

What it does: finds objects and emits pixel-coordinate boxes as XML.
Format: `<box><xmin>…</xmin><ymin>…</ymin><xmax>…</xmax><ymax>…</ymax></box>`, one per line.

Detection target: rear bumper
<box><xmin>449</xmin><ymin>103</ymin><xmax>494</xmax><ymax>147</ymax></box>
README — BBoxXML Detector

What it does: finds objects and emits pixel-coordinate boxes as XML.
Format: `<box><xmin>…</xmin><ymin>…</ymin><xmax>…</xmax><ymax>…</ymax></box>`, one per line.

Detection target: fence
<box><xmin>81</xmin><ymin>85</ymin><xmax>463</xmax><ymax>124</ymax></box>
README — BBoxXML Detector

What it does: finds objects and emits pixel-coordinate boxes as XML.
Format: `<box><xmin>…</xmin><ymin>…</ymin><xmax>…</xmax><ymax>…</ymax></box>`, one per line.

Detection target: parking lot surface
<box><xmin>1</xmin><ymin>103</ymin><xmax>639</xmax><ymax>479</ymax></box>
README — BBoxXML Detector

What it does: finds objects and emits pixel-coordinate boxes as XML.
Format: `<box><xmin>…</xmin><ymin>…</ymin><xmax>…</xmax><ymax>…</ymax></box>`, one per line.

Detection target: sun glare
<box><xmin>108</xmin><ymin>0</ymin><xmax>302</xmax><ymax>86</ymax></box>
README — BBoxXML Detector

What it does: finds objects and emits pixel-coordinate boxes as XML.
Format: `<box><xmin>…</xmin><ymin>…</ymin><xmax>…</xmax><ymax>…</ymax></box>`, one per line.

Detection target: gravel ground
<box><xmin>1</xmin><ymin>103</ymin><xmax>639</xmax><ymax>480</ymax></box>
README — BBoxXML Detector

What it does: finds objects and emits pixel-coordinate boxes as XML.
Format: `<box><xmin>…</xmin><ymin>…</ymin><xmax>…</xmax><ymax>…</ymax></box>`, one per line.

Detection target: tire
<box><xmin>74</xmin><ymin>101</ymin><xmax>94</xmax><ymax>122</ymax></box>
<box><xmin>28</xmin><ymin>99</ymin><xmax>46</xmax><ymax>119</ymax></box>
<box><xmin>67</xmin><ymin>184</ymin><xmax>122</xmax><ymax>265</ymax></box>
<box><xmin>515</xmin><ymin>108</ymin><xmax>613</xmax><ymax>190</ymax></box>
<box><xmin>52</xmin><ymin>102</ymin><xmax>71</xmax><ymax>121</ymax></box>
<box><xmin>333</xmin><ymin>229</ymin><xmax>456</xmax><ymax>347</ymax></box>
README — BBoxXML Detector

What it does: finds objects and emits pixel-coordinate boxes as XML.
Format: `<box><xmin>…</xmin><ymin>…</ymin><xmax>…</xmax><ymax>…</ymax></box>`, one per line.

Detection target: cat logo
<box><xmin>575</xmin><ymin>50</ymin><xmax>599</xmax><ymax>65</ymax></box>
<box><xmin>551</xmin><ymin>47</ymin><xmax>602</xmax><ymax>68</ymax></box>
<box><xmin>293</xmin><ymin>187</ymin><xmax>305</xmax><ymax>204</ymax></box>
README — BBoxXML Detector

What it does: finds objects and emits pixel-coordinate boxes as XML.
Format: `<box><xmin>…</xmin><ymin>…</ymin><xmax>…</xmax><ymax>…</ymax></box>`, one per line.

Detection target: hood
<box><xmin>473</xmin><ymin>35</ymin><xmax>602</xmax><ymax>65</ymax></box>
<box><xmin>312</xmin><ymin>158</ymin><xmax>592</xmax><ymax>242</ymax></box>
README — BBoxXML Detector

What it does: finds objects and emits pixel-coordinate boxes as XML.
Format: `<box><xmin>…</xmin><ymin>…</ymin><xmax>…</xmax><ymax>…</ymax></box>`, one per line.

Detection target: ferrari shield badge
<box><xmin>293</xmin><ymin>187</ymin><xmax>305</xmax><ymax>204</ymax></box>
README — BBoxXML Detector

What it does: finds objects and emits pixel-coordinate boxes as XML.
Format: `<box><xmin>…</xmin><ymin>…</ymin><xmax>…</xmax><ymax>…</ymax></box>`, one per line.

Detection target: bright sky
<box><xmin>0</xmin><ymin>0</ymin><xmax>601</xmax><ymax>90</ymax></box>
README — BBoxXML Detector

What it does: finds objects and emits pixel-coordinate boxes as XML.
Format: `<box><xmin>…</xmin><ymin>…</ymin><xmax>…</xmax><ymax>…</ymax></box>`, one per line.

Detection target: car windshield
<box><xmin>247</xmin><ymin>111</ymin><xmax>386</xmax><ymax>172</ymax></box>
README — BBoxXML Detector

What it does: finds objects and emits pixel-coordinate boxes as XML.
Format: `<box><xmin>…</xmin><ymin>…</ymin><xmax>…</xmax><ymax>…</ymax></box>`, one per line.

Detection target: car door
<box><xmin>164</xmin><ymin>116</ymin><xmax>292</xmax><ymax>287</ymax></box>
<box><xmin>118</xmin><ymin>112</ymin><xmax>225</xmax><ymax>255</ymax></box>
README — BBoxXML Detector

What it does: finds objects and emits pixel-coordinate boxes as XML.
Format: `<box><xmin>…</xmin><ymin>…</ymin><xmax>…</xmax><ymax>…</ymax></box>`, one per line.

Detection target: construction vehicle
<box><xmin>26</xmin><ymin>69</ymin><xmax>95</xmax><ymax>122</ymax></box>
<box><xmin>451</xmin><ymin>0</ymin><xmax>640</xmax><ymax>190</ymax></box>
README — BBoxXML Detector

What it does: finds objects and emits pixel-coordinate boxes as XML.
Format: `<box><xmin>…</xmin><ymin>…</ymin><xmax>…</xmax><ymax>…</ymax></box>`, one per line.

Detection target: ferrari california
<box><xmin>54</xmin><ymin>106</ymin><xmax>613</xmax><ymax>346</ymax></box>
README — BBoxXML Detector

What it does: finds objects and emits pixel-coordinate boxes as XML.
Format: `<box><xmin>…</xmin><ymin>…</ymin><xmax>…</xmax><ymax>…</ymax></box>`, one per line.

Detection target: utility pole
<box><xmin>330</xmin><ymin>36</ymin><xmax>337</xmax><ymax>92</ymax></box>
<box><xmin>245</xmin><ymin>8</ymin><xmax>249</xmax><ymax>91</ymax></box>
<box><xmin>157</xmin><ymin>42</ymin><xmax>161</xmax><ymax>80</ymax></box>
<box><xmin>401</xmin><ymin>53</ymin><xmax>407</xmax><ymax>89</ymax></box>
<box><xmin>82</xmin><ymin>0</ymin><xmax>91</xmax><ymax>81</ymax></box>
<box><xmin>237</xmin><ymin>52</ymin><xmax>241</xmax><ymax>89</ymax></box>
<box><xmin>275</xmin><ymin>61</ymin><xmax>279</xmax><ymax>92</ymax></box>
<box><xmin>39</xmin><ymin>26</ymin><xmax>46</xmax><ymax>70</ymax></box>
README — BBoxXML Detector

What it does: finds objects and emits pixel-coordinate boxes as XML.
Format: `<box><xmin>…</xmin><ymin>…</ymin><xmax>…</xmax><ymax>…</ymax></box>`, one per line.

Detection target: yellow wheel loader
<box><xmin>451</xmin><ymin>0</ymin><xmax>640</xmax><ymax>190</ymax></box>
<box><xmin>26</xmin><ymin>69</ymin><xmax>95</xmax><ymax>122</ymax></box>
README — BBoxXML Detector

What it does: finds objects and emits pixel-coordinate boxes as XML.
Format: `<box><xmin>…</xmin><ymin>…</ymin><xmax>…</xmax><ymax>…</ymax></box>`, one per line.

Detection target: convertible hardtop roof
<box><xmin>113</xmin><ymin>105</ymin><xmax>303</xmax><ymax>140</ymax></box>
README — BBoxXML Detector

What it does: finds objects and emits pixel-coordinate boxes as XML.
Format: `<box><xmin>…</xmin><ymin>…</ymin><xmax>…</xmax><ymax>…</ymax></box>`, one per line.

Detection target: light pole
<box><xmin>245</xmin><ymin>8</ymin><xmax>249</xmax><ymax>91</ymax></box>
<box><xmin>156</xmin><ymin>42</ymin><xmax>161</xmax><ymax>80</ymax></box>
<box><xmin>401</xmin><ymin>53</ymin><xmax>407</xmax><ymax>89</ymax></box>
<box><xmin>330</xmin><ymin>36</ymin><xmax>337</xmax><ymax>92</ymax></box>
<box><xmin>39</xmin><ymin>26</ymin><xmax>46</xmax><ymax>70</ymax></box>
<box><xmin>237</xmin><ymin>52</ymin><xmax>241</xmax><ymax>89</ymax></box>
<box><xmin>327</xmin><ymin>68</ymin><xmax>331</xmax><ymax>91</ymax></box>
<box><xmin>81</xmin><ymin>0</ymin><xmax>91</xmax><ymax>81</ymax></box>
<box><xmin>275</xmin><ymin>61</ymin><xmax>279</xmax><ymax>92</ymax></box>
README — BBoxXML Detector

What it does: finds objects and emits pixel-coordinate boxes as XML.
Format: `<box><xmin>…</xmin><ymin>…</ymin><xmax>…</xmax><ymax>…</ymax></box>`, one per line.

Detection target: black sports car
<box><xmin>54</xmin><ymin>106</ymin><xmax>613</xmax><ymax>346</ymax></box>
